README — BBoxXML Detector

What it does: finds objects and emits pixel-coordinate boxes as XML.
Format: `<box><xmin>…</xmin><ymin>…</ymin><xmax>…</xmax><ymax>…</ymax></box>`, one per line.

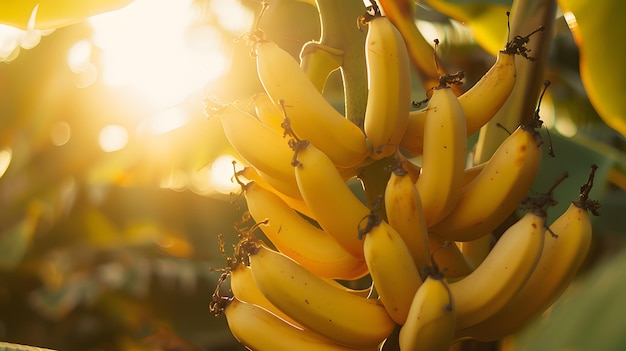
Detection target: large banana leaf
<box><xmin>0</xmin><ymin>0</ymin><xmax>132</xmax><ymax>30</ymax></box>
<box><xmin>557</xmin><ymin>0</ymin><xmax>626</xmax><ymax>138</ymax></box>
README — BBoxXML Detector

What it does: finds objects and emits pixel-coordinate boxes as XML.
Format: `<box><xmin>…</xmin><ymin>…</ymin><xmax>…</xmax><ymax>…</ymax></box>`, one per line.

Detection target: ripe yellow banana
<box><xmin>376</xmin><ymin>0</ymin><xmax>441</xmax><ymax>91</ymax></box>
<box><xmin>294</xmin><ymin>142</ymin><xmax>370</xmax><ymax>259</ymax></box>
<box><xmin>221</xmin><ymin>297</ymin><xmax>379</xmax><ymax>351</ymax></box>
<box><xmin>429</xmin><ymin>124</ymin><xmax>543</xmax><ymax>242</ymax></box>
<box><xmin>398</xmin><ymin>273</ymin><xmax>456</xmax><ymax>351</ymax></box>
<box><xmin>384</xmin><ymin>167</ymin><xmax>430</xmax><ymax>271</ymax></box>
<box><xmin>400</xmin><ymin>51</ymin><xmax>516</xmax><ymax>156</ymax></box>
<box><xmin>243</xmin><ymin>180</ymin><xmax>369</xmax><ymax>280</ymax></box>
<box><xmin>253</xmin><ymin>37</ymin><xmax>369</xmax><ymax>168</ymax></box>
<box><xmin>429</xmin><ymin>233</ymin><xmax>474</xmax><ymax>279</ymax></box>
<box><xmin>361</xmin><ymin>215</ymin><xmax>422</xmax><ymax>324</ymax></box>
<box><xmin>456</xmin><ymin>233</ymin><xmax>494</xmax><ymax>269</ymax></box>
<box><xmin>457</xmin><ymin>167</ymin><xmax>599</xmax><ymax>341</ymax></box>
<box><xmin>299</xmin><ymin>41</ymin><xmax>344</xmax><ymax>93</ymax></box>
<box><xmin>237</xmin><ymin>166</ymin><xmax>315</xmax><ymax>220</ymax></box>
<box><xmin>247</xmin><ymin>243</ymin><xmax>396</xmax><ymax>348</ymax></box>
<box><xmin>362</xmin><ymin>14</ymin><xmax>411</xmax><ymax>160</ymax></box>
<box><xmin>449</xmin><ymin>211</ymin><xmax>545</xmax><ymax>330</ymax></box>
<box><xmin>415</xmin><ymin>86</ymin><xmax>467</xmax><ymax>227</ymax></box>
<box><xmin>204</xmin><ymin>100</ymin><xmax>296</xmax><ymax>190</ymax></box>
<box><xmin>253</xmin><ymin>92</ymin><xmax>284</xmax><ymax>133</ymax></box>
<box><xmin>229</xmin><ymin>263</ymin><xmax>303</xmax><ymax>327</ymax></box>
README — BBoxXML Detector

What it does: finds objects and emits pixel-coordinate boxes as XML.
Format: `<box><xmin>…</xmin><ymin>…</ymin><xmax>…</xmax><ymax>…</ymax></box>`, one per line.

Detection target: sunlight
<box><xmin>209</xmin><ymin>154</ymin><xmax>244</xmax><ymax>195</ymax></box>
<box><xmin>88</xmin><ymin>0</ymin><xmax>233</xmax><ymax>109</ymax></box>
<box><xmin>0</xmin><ymin>148</ymin><xmax>12</xmax><ymax>178</ymax></box>
<box><xmin>99</xmin><ymin>125</ymin><xmax>129</xmax><ymax>152</ymax></box>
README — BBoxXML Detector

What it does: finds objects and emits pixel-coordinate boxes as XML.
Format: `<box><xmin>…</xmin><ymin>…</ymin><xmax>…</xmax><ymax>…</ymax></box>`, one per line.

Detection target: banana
<box><xmin>429</xmin><ymin>124</ymin><xmax>543</xmax><ymax>242</ymax></box>
<box><xmin>204</xmin><ymin>99</ymin><xmax>297</xmax><ymax>191</ymax></box>
<box><xmin>384</xmin><ymin>167</ymin><xmax>430</xmax><ymax>271</ymax></box>
<box><xmin>237</xmin><ymin>166</ymin><xmax>315</xmax><ymax>220</ymax></box>
<box><xmin>229</xmin><ymin>263</ymin><xmax>302</xmax><ymax>327</ymax></box>
<box><xmin>251</xmin><ymin>36</ymin><xmax>369</xmax><ymax>168</ymax></box>
<box><xmin>294</xmin><ymin>142</ymin><xmax>371</xmax><ymax>259</ymax></box>
<box><xmin>219</xmin><ymin>297</ymin><xmax>379</xmax><ymax>351</ymax></box>
<box><xmin>400</xmin><ymin>51</ymin><xmax>517</xmax><ymax>156</ymax></box>
<box><xmin>253</xmin><ymin>92</ymin><xmax>285</xmax><ymax>133</ymax></box>
<box><xmin>360</xmin><ymin>214</ymin><xmax>422</xmax><ymax>324</ymax></box>
<box><xmin>456</xmin><ymin>233</ymin><xmax>494</xmax><ymax>269</ymax></box>
<box><xmin>243</xmin><ymin>180</ymin><xmax>369</xmax><ymax>280</ymax></box>
<box><xmin>457</xmin><ymin>166</ymin><xmax>599</xmax><ymax>341</ymax></box>
<box><xmin>299</xmin><ymin>41</ymin><xmax>344</xmax><ymax>93</ymax></box>
<box><xmin>362</xmin><ymin>14</ymin><xmax>411</xmax><ymax>160</ymax></box>
<box><xmin>246</xmin><ymin>242</ymin><xmax>396</xmax><ymax>348</ymax></box>
<box><xmin>448</xmin><ymin>211</ymin><xmax>545</xmax><ymax>331</ymax></box>
<box><xmin>398</xmin><ymin>272</ymin><xmax>456</xmax><ymax>351</ymax></box>
<box><xmin>376</xmin><ymin>0</ymin><xmax>441</xmax><ymax>91</ymax></box>
<box><xmin>429</xmin><ymin>233</ymin><xmax>474</xmax><ymax>279</ymax></box>
<box><xmin>415</xmin><ymin>86</ymin><xmax>467</xmax><ymax>227</ymax></box>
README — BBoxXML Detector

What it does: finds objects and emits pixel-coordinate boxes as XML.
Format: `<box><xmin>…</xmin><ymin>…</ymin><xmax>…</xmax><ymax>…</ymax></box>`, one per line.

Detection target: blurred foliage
<box><xmin>0</xmin><ymin>0</ymin><xmax>625</xmax><ymax>350</ymax></box>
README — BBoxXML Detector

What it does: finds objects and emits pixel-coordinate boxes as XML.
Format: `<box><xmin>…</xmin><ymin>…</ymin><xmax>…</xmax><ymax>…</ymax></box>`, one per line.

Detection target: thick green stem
<box><xmin>314</xmin><ymin>0</ymin><xmax>368</xmax><ymax>129</ymax></box>
<box><xmin>473</xmin><ymin>0</ymin><xmax>556</xmax><ymax>164</ymax></box>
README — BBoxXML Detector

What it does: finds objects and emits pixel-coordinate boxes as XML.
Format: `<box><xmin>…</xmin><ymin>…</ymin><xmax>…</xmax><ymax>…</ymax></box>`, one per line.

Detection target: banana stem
<box><xmin>472</xmin><ymin>0</ymin><xmax>556</xmax><ymax>164</ymax></box>
<box><xmin>314</xmin><ymin>0</ymin><xmax>368</xmax><ymax>129</ymax></box>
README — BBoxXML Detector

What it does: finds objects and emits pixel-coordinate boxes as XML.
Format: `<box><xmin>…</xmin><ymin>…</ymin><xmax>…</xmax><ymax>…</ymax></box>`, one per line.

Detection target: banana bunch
<box><xmin>206</xmin><ymin>2</ymin><xmax>600</xmax><ymax>350</ymax></box>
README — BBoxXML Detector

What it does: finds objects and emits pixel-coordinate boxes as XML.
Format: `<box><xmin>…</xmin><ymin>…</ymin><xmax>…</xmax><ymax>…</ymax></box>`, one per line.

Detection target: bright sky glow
<box><xmin>88</xmin><ymin>0</ymin><xmax>235</xmax><ymax>109</ymax></box>
<box><xmin>209</xmin><ymin>154</ymin><xmax>244</xmax><ymax>194</ymax></box>
<box><xmin>99</xmin><ymin>125</ymin><xmax>129</xmax><ymax>152</ymax></box>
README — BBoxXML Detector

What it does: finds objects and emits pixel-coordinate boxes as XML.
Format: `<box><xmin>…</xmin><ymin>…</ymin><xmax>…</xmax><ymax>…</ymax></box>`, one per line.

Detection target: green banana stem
<box><xmin>473</xmin><ymin>0</ymin><xmax>556</xmax><ymax>164</ymax></box>
<box><xmin>313</xmin><ymin>0</ymin><xmax>368</xmax><ymax>129</ymax></box>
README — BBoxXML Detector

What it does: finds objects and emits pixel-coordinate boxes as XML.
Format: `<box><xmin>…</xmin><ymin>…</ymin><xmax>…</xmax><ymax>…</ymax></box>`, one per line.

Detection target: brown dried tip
<box><xmin>575</xmin><ymin>164</ymin><xmax>601</xmax><ymax>216</ymax></box>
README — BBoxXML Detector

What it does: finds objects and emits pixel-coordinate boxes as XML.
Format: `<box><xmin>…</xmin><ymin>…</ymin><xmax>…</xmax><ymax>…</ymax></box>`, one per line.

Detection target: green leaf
<box><xmin>557</xmin><ymin>0</ymin><xmax>626</xmax><ymax>137</ymax></box>
<box><xmin>0</xmin><ymin>0</ymin><xmax>133</xmax><ymax>30</ymax></box>
<box><xmin>423</xmin><ymin>0</ymin><xmax>513</xmax><ymax>55</ymax></box>
<box><xmin>514</xmin><ymin>247</ymin><xmax>626</xmax><ymax>350</ymax></box>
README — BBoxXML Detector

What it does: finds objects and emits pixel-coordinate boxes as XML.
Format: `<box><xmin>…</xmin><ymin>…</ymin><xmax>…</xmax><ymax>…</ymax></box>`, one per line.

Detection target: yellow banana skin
<box><xmin>361</xmin><ymin>217</ymin><xmax>422</xmax><ymax>324</ymax></box>
<box><xmin>254</xmin><ymin>92</ymin><xmax>285</xmax><ymax>133</ymax></box>
<box><xmin>449</xmin><ymin>211</ymin><xmax>546</xmax><ymax>331</ymax></box>
<box><xmin>384</xmin><ymin>168</ymin><xmax>431</xmax><ymax>272</ymax></box>
<box><xmin>223</xmin><ymin>298</ymin><xmax>378</xmax><ymax>351</ymax></box>
<box><xmin>254</xmin><ymin>39</ymin><xmax>369</xmax><ymax>168</ymax></box>
<box><xmin>429</xmin><ymin>125</ymin><xmax>542</xmax><ymax>242</ymax></box>
<box><xmin>415</xmin><ymin>86</ymin><xmax>467</xmax><ymax>227</ymax></box>
<box><xmin>248</xmin><ymin>244</ymin><xmax>395</xmax><ymax>348</ymax></box>
<box><xmin>429</xmin><ymin>233</ymin><xmax>474</xmax><ymax>279</ymax></box>
<box><xmin>399</xmin><ymin>274</ymin><xmax>456</xmax><ymax>351</ymax></box>
<box><xmin>205</xmin><ymin>101</ymin><xmax>296</xmax><ymax>189</ymax></box>
<box><xmin>294</xmin><ymin>142</ymin><xmax>370</xmax><ymax>259</ymax></box>
<box><xmin>229</xmin><ymin>263</ymin><xmax>303</xmax><ymax>327</ymax></box>
<box><xmin>244</xmin><ymin>180</ymin><xmax>369</xmax><ymax>280</ymax></box>
<box><xmin>299</xmin><ymin>41</ymin><xmax>344</xmax><ymax>93</ymax></box>
<box><xmin>458</xmin><ymin>201</ymin><xmax>595</xmax><ymax>341</ymax></box>
<box><xmin>400</xmin><ymin>51</ymin><xmax>516</xmax><ymax>156</ymax></box>
<box><xmin>363</xmin><ymin>15</ymin><xmax>411</xmax><ymax>160</ymax></box>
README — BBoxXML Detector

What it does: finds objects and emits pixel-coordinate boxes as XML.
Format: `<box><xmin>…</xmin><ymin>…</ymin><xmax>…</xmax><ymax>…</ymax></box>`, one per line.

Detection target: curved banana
<box><xmin>415</xmin><ymin>86</ymin><xmax>467</xmax><ymax>227</ymax></box>
<box><xmin>221</xmin><ymin>297</ymin><xmax>379</xmax><ymax>351</ymax></box>
<box><xmin>398</xmin><ymin>273</ymin><xmax>456</xmax><ymax>351</ymax></box>
<box><xmin>253</xmin><ymin>37</ymin><xmax>369</xmax><ymax>168</ymax></box>
<box><xmin>294</xmin><ymin>142</ymin><xmax>371</xmax><ymax>259</ymax></box>
<box><xmin>457</xmin><ymin>167</ymin><xmax>599</xmax><ymax>341</ymax></box>
<box><xmin>253</xmin><ymin>92</ymin><xmax>285</xmax><ymax>133</ymax></box>
<box><xmin>362</xmin><ymin>14</ymin><xmax>411</xmax><ymax>160</ymax></box>
<box><xmin>299</xmin><ymin>41</ymin><xmax>344</xmax><ymax>93</ymax></box>
<box><xmin>429</xmin><ymin>233</ymin><xmax>474</xmax><ymax>279</ymax></box>
<box><xmin>361</xmin><ymin>215</ymin><xmax>422</xmax><ymax>324</ymax></box>
<box><xmin>400</xmin><ymin>51</ymin><xmax>516</xmax><ymax>156</ymax></box>
<box><xmin>456</xmin><ymin>233</ymin><xmax>493</xmax><ymax>269</ymax></box>
<box><xmin>247</xmin><ymin>243</ymin><xmax>396</xmax><ymax>348</ymax></box>
<box><xmin>229</xmin><ymin>263</ymin><xmax>302</xmax><ymax>327</ymax></box>
<box><xmin>237</xmin><ymin>166</ymin><xmax>315</xmax><ymax>220</ymax></box>
<box><xmin>204</xmin><ymin>100</ymin><xmax>296</xmax><ymax>190</ymax></box>
<box><xmin>244</xmin><ymin>180</ymin><xmax>369</xmax><ymax>280</ymax></box>
<box><xmin>384</xmin><ymin>167</ymin><xmax>430</xmax><ymax>271</ymax></box>
<box><xmin>449</xmin><ymin>211</ymin><xmax>546</xmax><ymax>331</ymax></box>
<box><xmin>429</xmin><ymin>124</ymin><xmax>543</xmax><ymax>242</ymax></box>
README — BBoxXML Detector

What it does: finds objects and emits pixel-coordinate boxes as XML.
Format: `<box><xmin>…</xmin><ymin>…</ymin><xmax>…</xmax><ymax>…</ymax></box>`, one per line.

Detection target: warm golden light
<box><xmin>50</xmin><ymin>121</ymin><xmax>72</xmax><ymax>146</ymax></box>
<box><xmin>98</xmin><ymin>125</ymin><xmax>129</xmax><ymax>152</ymax></box>
<box><xmin>88</xmin><ymin>0</ymin><xmax>233</xmax><ymax>109</ymax></box>
<box><xmin>209</xmin><ymin>154</ymin><xmax>244</xmax><ymax>195</ymax></box>
<box><xmin>0</xmin><ymin>148</ymin><xmax>12</xmax><ymax>178</ymax></box>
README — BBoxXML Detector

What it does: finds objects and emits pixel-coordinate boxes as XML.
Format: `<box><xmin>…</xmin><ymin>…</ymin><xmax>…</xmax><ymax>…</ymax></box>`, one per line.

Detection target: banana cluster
<box><xmin>206</xmin><ymin>4</ymin><xmax>601</xmax><ymax>351</ymax></box>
